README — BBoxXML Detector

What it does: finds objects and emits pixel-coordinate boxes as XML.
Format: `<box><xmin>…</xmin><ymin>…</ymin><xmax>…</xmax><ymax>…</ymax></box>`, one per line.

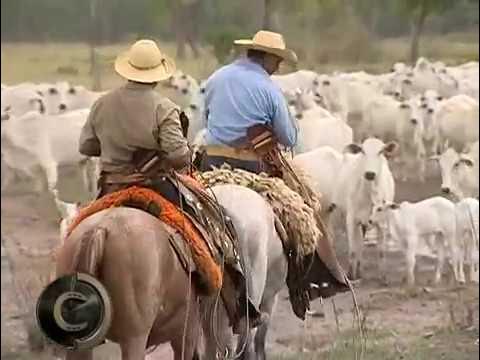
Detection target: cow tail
<box><xmin>72</xmin><ymin>227</ymin><xmax>106</xmax><ymax>277</ymax></box>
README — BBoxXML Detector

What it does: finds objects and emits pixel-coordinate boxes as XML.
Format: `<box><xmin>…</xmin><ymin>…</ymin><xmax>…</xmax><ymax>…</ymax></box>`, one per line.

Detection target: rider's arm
<box><xmin>79</xmin><ymin>100</ymin><xmax>101</xmax><ymax>156</ymax></box>
<box><xmin>154</xmin><ymin>101</ymin><xmax>191</xmax><ymax>170</ymax></box>
<box><xmin>270</xmin><ymin>89</ymin><xmax>298</xmax><ymax>148</ymax></box>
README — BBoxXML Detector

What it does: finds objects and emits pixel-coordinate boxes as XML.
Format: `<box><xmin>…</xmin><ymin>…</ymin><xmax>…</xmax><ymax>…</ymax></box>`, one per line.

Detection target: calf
<box><xmin>369</xmin><ymin>197</ymin><xmax>459</xmax><ymax>286</ymax></box>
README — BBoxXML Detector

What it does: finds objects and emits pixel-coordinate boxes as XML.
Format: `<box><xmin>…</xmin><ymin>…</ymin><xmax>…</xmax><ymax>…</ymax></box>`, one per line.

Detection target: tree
<box><xmin>263</xmin><ymin>0</ymin><xmax>280</xmax><ymax>31</ymax></box>
<box><xmin>397</xmin><ymin>0</ymin><xmax>455</xmax><ymax>63</ymax></box>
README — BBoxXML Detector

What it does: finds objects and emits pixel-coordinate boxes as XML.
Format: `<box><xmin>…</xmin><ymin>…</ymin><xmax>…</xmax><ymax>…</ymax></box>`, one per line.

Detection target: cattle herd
<box><xmin>1</xmin><ymin>56</ymin><xmax>479</xmax><ymax>293</ymax></box>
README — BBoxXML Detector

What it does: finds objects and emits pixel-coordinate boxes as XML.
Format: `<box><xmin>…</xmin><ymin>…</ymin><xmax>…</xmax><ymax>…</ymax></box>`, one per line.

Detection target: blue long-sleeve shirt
<box><xmin>203</xmin><ymin>58</ymin><xmax>298</xmax><ymax>148</ymax></box>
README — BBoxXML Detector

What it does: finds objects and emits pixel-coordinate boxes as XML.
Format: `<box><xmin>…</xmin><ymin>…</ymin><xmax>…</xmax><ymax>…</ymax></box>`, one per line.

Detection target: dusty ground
<box><xmin>1</xmin><ymin>165</ymin><xmax>479</xmax><ymax>359</ymax></box>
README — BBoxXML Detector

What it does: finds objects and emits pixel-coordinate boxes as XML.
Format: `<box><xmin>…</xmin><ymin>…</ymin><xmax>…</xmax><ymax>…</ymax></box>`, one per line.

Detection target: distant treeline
<box><xmin>2</xmin><ymin>0</ymin><xmax>478</xmax><ymax>43</ymax></box>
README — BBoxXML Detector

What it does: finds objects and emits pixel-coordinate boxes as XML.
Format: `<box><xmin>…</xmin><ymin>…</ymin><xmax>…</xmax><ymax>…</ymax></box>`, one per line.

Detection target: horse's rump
<box><xmin>66</xmin><ymin>185</ymin><xmax>222</xmax><ymax>295</ymax></box>
<box><xmin>196</xmin><ymin>166</ymin><xmax>350</xmax><ymax>319</ymax></box>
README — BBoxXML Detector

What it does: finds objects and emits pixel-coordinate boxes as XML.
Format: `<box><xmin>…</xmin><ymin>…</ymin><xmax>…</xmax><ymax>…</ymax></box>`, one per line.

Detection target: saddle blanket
<box><xmin>66</xmin><ymin>185</ymin><xmax>223</xmax><ymax>295</ymax></box>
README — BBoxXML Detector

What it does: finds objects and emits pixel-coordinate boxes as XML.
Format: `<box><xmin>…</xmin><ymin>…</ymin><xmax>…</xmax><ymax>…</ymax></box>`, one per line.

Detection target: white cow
<box><xmin>64</xmin><ymin>85</ymin><xmax>104</xmax><ymax>110</ymax></box>
<box><xmin>455</xmin><ymin>198</ymin><xmax>479</xmax><ymax>283</ymax></box>
<box><xmin>4</xmin><ymin>81</ymin><xmax>73</xmax><ymax>115</ymax></box>
<box><xmin>52</xmin><ymin>189</ymin><xmax>81</xmax><ymax>245</ymax></box>
<box><xmin>312</xmin><ymin>74</ymin><xmax>349</xmax><ymax>121</ymax></box>
<box><xmin>283</xmin><ymin>88</ymin><xmax>324</xmax><ymax>114</ymax></box>
<box><xmin>390</xmin><ymin>58</ymin><xmax>459</xmax><ymax>100</ymax></box>
<box><xmin>363</xmin><ymin>96</ymin><xmax>426</xmax><ymax>181</ymax></box>
<box><xmin>432</xmin><ymin>142</ymin><xmax>479</xmax><ymax>199</ymax></box>
<box><xmin>163</xmin><ymin>70</ymin><xmax>200</xmax><ymax>108</ymax></box>
<box><xmin>292</xmin><ymin>146</ymin><xmax>345</xmax><ymax>213</ymax></box>
<box><xmin>294</xmin><ymin>138</ymin><xmax>398</xmax><ymax>279</ymax></box>
<box><xmin>415</xmin><ymin>90</ymin><xmax>445</xmax><ymax>156</ymax></box>
<box><xmin>313</xmin><ymin>74</ymin><xmax>381</xmax><ymax>137</ymax></box>
<box><xmin>272</xmin><ymin>70</ymin><xmax>318</xmax><ymax>93</ymax></box>
<box><xmin>1</xmin><ymin>109</ymin><xmax>96</xmax><ymax>196</ymax></box>
<box><xmin>434</xmin><ymin>95</ymin><xmax>479</xmax><ymax>153</ymax></box>
<box><xmin>295</xmin><ymin>107</ymin><xmax>353</xmax><ymax>154</ymax></box>
<box><xmin>36</xmin><ymin>81</ymin><xmax>72</xmax><ymax>114</ymax></box>
<box><xmin>369</xmin><ymin>197</ymin><xmax>459</xmax><ymax>286</ymax></box>
<box><xmin>1</xmin><ymin>86</ymin><xmax>45</xmax><ymax>118</ymax></box>
<box><xmin>183</xmin><ymin>87</ymin><xmax>206</xmax><ymax>142</ymax></box>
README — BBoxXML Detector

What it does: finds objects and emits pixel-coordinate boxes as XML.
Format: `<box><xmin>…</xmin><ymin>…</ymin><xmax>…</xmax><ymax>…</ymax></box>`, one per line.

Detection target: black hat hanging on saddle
<box><xmin>35</xmin><ymin>273</ymin><xmax>112</xmax><ymax>350</ymax></box>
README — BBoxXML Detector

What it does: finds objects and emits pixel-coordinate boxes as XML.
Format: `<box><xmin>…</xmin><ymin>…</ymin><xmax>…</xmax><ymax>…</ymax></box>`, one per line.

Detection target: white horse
<box><xmin>202</xmin><ymin>184</ymin><xmax>287</xmax><ymax>360</ymax></box>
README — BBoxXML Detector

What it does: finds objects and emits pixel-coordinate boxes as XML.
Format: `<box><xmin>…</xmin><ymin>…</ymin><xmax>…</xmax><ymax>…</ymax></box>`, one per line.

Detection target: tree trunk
<box><xmin>89</xmin><ymin>0</ymin><xmax>101</xmax><ymax>91</ymax></box>
<box><xmin>263</xmin><ymin>0</ymin><xmax>279</xmax><ymax>31</ymax></box>
<box><xmin>409</xmin><ymin>0</ymin><xmax>428</xmax><ymax>64</ymax></box>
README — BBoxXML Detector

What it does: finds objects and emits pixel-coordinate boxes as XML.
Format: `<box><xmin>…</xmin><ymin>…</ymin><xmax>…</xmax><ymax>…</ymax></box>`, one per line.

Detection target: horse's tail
<box><xmin>72</xmin><ymin>226</ymin><xmax>106</xmax><ymax>277</ymax></box>
<box><xmin>35</xmin><ymin>226</ymin><xmax>112</xmax><ymax>350</ymax></box>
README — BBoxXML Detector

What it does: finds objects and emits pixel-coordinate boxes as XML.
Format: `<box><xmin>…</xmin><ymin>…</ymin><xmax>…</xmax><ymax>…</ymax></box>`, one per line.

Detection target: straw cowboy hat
<box><xmin>234</xmin><ymin>30</ymin><xmax>298</xmax><ymax>64</ymax></box>
<box><xmin>114</xmin><ymin>39</ymin><xmax>176</xmax><ymax>83</ymax></box>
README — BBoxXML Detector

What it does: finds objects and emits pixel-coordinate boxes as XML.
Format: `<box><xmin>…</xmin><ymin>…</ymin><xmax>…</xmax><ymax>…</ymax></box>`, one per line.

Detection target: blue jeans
<box><xmin>200</xmin><ymin>155</ymin><xmax>262</xmax><ymax>174</ymax></box>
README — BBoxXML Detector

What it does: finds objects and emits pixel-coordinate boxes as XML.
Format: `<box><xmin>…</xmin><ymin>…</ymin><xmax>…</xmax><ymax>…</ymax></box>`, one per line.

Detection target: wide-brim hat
<box><xmin>114</xmin><ymin>39</ymin><xmax>176</xmax><ymax>83</ymax></box>
<box><xmin>234</xmin><ymin>30</ymin><xmax>298</xmax><ymax>64</ymax></box>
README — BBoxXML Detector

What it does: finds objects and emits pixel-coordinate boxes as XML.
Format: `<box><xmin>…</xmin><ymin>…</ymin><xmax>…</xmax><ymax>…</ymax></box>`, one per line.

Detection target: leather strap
<box><xmin>204</xmin><ymin>145</ymin><xmax>259</xmax><ymax>162</ymax></box>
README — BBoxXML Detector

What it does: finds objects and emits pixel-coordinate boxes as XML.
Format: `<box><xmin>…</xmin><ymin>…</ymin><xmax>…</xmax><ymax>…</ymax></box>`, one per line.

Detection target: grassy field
<box><xmin>1</xmin><ymin>31</ymin><xmax>478</xmax><ymax>90</ymax></box>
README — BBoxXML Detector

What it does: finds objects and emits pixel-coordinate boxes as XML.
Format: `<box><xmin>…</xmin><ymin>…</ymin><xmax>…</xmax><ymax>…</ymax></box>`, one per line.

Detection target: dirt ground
<box><xmin>1</xmin><ymin>165</ymin><xmax>479</xmax><ymax>359</ymax></box>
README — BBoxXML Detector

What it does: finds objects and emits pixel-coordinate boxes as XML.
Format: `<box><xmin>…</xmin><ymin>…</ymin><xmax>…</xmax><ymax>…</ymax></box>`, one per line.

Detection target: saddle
<box><xmin>95</xmin><ymin>152</ymin><xmax>257</xmax><ymax>329</ymax></box>
<box><xmin>247</xmin><ymin>124</ymin><xmax>349</xmax><ymax>320</ymax></box>
<box><xmin>66</xmin><ymin>185</ymin><xmax>223</xmax><ymax>295</ymax></box>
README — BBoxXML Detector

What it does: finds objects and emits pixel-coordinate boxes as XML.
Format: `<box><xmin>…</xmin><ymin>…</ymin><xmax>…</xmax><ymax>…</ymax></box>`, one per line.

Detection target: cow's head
<box><xmin>344</xmin><ymin>138</ymin><xmax>398</xmax><ymax>182</ymax></box>
<box><xmin>430</xmin><ymin>148</ymin><xmax>476</xmax><ymax>198</ymax></box>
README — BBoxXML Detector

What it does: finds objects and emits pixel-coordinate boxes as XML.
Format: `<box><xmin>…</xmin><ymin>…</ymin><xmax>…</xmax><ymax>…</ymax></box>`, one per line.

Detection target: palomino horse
<box><xmin>54</xmin><ymin>184</ymin><xmax>287</xmax><ymax>360</ymax></box>
<box><xmin>55</xmin><ymin>206</ymin><xmax>203</xmax><ymax>360</ymax></box>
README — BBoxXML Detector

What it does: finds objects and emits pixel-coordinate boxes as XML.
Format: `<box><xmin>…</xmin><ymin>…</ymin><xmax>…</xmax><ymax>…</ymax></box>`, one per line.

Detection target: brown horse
<box><xmin>55</xmin><ymin>206</ymin><xmax>205</xmax><ymax>360</ymax></box>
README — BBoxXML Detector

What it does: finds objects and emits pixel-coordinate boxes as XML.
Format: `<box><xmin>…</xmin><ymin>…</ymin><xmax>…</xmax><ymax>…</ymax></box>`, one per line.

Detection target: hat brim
<box><xmin>114</xmin><ymin>52</ymin><xmax>176</xmax><ymax>83</ymax></box>
<box><xmin>234</xmin><ymin>39</ymin><xmax>298</xmax><ymax>64</ymax></box>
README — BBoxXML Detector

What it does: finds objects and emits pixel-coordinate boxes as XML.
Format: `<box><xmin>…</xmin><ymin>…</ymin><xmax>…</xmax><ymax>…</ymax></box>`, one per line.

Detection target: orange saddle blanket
<box><xmin>66</xmin><ymin>185</ymin><xmax>222</xmax><ymax>295</ymax></box>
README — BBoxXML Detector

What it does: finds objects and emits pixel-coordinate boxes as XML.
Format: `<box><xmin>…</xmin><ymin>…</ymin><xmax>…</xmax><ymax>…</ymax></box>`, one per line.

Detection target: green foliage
<box><xmin>0</xmin><ymin>0</ymin><xmax>477</xmax><ymax>47</ymax></box>
<box><xmin>396</xmin><ymin>0</ymin><xmax>456</xmax><ymax>18</ymax></box>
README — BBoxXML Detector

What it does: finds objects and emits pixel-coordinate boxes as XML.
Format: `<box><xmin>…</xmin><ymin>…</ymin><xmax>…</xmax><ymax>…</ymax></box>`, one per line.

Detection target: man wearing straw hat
<box><xmin>79</xmin><ymin>39</ymin><xmax>190</xmax><ymax>188</ymax></box>
<box><xmin>199</xmin><ymin>30</ymin><xmax>298</xmax><ymax>173</ymax></box>
<box><xmin>199</xmin><ymin>32</ymin><xmax>350</xmax><ymax>318</ymax></box>
<box><xmin>79</xmin><ymin>39</ymin><xmax>263</xmax><ymax>335</ymax></box>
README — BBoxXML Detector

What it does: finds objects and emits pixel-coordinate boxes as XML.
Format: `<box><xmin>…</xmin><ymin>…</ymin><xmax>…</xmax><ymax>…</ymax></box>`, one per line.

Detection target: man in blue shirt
<box><xmin>200</xmin><ymin>30</ymin><xmax>298</xmax><ymax>173</ymax></box>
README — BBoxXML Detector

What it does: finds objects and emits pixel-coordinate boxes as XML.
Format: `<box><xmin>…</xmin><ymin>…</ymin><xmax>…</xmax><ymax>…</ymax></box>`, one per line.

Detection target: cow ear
<box><xmin>382</xmin><ymin>141</ymin><xmax>399</xmax><ymax>158</ymax></box>
<box><xmin>30</xmin><ymin>98</ymin><xmax>45</xmax><ymax>114</ymax></box>
<box><xmin>388</xmin><ymin>203</ymin><xmax>400</xmax><ymax>210</ymax></box>
<box><xmin>344</xmin><ymin>143</ymin><xmax>363</xmax><ymax>154</ymax></box>
<box><xmin>459</xmin><ymin>158</ymin><xmax>474</xmax><ymax>167</ymax></box>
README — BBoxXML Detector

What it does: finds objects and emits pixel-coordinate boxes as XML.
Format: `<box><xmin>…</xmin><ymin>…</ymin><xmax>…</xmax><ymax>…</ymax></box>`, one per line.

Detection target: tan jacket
<box><xmin>79</xmin><ymin>82</ymin><xmax>189</xmax><ymax>173</ymax></box>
